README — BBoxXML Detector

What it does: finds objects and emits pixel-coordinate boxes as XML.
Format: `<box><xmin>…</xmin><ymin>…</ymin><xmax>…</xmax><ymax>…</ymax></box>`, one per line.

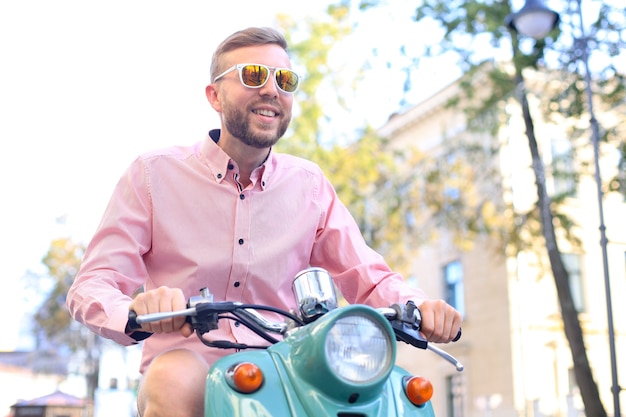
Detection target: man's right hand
<box><xmin>129</xmin><ymin>286</ymin><xmax>194</xmax><ymax>337</ymax></box>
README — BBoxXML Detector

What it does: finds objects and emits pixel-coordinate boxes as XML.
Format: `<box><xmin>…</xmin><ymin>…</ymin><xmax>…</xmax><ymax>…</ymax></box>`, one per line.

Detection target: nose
<box><xmin>258</xmin><ymin>72</ymin><xmax>279</xmax><ymax>98</ymax></box>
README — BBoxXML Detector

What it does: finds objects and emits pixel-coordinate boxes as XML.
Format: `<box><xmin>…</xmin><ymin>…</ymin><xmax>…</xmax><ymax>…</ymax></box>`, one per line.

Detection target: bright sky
<box><xmin>0</xmin><ymin>0</ymin><xmax>458</xmax><ymax>351</ymax></box>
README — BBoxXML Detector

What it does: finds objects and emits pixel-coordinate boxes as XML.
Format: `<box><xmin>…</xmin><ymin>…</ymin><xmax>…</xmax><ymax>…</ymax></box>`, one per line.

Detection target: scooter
<box><xmin>129</xmin><ymin>267</ymin><xmax>463</xmax><ymax>416</ymax></box>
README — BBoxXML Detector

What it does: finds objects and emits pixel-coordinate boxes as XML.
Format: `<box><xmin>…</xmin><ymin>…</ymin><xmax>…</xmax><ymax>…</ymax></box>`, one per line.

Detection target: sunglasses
<box><xmin>213</xmin><ymin>63</ymin><xmax>301</xmax><ymax>94</ymax></box>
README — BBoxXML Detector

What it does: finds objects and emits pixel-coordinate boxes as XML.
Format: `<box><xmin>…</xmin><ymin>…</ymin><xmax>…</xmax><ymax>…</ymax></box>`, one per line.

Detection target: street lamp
<box><xmin>505</xmin><ymin>0</ymin><xmax>559</xmax><ymax>39</ymax></box>
<box><xmin>507</xmin><ymin>1</ymin><xmax>621</xmax><ymax>417</ymax></box>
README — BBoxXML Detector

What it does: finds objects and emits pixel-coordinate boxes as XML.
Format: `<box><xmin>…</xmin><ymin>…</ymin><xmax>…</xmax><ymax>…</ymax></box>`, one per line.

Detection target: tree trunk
<box><xmin>85</xmin><ymin>330</ymin><xmax>101</xmax><ymax>417</ymax></box>
<box><xmin>513</xmin><ymin>66</ymin><xmax>607</xmax><ymax>417</ymax></box>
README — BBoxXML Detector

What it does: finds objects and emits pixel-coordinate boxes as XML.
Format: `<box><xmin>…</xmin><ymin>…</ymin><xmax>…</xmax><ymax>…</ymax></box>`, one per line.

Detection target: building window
<box><xmin>444</xmin><ymin>260</ymin><xmax>465</xmax><ymax>316</ymax></box>
<box><xmin>562</xmin><ymin>253</ymin><xmax>585</xmax><ymax>313</ymax></box>
<box><xmin>446</xmin><ymin>373</ymin><xmax>465</xmax><ymax>417</ymax></box>
<box><xmin>551</xmin><ymin>139</ymin><xmax>577</xmax><ymax>198</ymax></box>
<box><xmin>567</xmin><ymin>367</ymin><xmax>584</xmax><ymax>417</ymax></box>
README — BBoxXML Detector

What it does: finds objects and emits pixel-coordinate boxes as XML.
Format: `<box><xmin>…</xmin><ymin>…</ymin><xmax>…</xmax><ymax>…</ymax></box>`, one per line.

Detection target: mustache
<box><xmin>250</xmin><ymin>97</ymin><xmax>281</xmax><ymax>108</ymax></box>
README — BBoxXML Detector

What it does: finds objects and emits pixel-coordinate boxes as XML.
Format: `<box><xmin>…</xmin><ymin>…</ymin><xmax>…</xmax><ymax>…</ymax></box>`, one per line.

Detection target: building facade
<box><xmin>379</xmin><ymin>73</ymin><xmax>626</xmax><ymax>417</ymax></box>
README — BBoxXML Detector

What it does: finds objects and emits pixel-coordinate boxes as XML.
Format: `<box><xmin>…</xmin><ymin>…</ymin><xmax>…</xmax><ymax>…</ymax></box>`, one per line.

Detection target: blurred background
<box><xmin>1</xmin><ymin>1</ymin><xmax>624</xmax><ymax>417</ymax></box>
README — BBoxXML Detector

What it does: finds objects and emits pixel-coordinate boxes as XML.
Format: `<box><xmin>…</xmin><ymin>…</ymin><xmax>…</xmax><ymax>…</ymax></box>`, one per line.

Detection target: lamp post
<box><xmin>507</xmin><ymin>1</ymin><xmax>621</xmax><ymax>417</ymax></box>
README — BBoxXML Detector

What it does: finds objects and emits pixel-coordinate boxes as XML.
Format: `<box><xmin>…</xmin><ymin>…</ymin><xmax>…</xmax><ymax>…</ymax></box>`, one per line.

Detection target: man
<box><xmin>67</xmin><ymin>27</ymin><xmax>462</xmax><ymax>417</ymax></box>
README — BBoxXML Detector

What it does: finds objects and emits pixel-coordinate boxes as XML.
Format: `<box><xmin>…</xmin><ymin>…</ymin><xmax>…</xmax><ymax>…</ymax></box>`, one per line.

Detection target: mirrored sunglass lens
<box><xmin>241</xmin><ymin>65</ymin><xmax>269</xmax><ymax>87</ymax></box>
<box><xmin>275</xmin><ymin>69</ymin><xmax>299</xmax><ymax>92</ymax></box>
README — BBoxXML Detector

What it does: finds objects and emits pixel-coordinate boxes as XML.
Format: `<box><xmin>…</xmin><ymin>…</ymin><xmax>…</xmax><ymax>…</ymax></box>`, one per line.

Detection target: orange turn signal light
<box><xmin>228</xmin><ymin>362</ymin><xmax>264</xmax><ymax>394</ymax></box>
<box><xmin>404</xmin><ymin>375</ymin><xmax>433</xmax><ymax>406</ymax></box>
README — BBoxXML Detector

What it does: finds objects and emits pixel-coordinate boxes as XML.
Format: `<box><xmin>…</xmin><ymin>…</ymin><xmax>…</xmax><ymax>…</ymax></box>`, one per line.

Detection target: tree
<box><xmin>508</xmin><ymin>30</ymin><xmax>606</xmax><ymax>417</ymax></box>
<box><xmin>343</xmin><ymin>1</ymin><xmax>625</xmax><ymax>417</ymax></box>
<box><xmin>30</xmin><ymin>237</ymin><xmax>101</xmax><ymax>403</ymax></box>
<box><xmin>33</xmin><ymin>238</ymin><xmax>82</xmax><ymax>346</ymax></box>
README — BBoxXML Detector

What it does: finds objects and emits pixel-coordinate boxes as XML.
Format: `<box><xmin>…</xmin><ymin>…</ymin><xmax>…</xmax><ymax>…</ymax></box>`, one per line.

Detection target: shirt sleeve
<box><xmin>310</xmin><ymin>174</ymin><xmax>429</xmax><ymax>308</ymax></box>
<box><xmin>66</xmin><ymin>157</ymin><xmax>153</xmax><ymax>345</ymax></box>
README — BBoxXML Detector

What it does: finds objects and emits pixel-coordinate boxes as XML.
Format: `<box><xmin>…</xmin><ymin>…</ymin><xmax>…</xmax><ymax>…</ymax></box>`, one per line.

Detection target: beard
<box><xmin>222</xmin><ymin>99</ymin><xmax>291</xmax><ymax>149</ymax></box>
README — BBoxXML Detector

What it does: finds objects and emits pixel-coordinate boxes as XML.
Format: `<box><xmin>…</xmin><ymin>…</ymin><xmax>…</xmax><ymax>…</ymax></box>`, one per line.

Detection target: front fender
<box><xmin>205</xmin><ymin>348</ymin><xmax>435</xmax><ymax>417</ymax></box>
<box><xmin>204</xmin><ymin>349</ymin><xmax>304</xmax><ymax>417</ymax></box>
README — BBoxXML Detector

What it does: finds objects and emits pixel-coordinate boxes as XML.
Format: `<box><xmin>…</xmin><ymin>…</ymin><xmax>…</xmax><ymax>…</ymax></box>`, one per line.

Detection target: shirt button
<box><xmin>228</xmin><ymin>164</ymin><xmax>234</xmax><ymax>170</ymax></box>
<box><xmin>234</xmin><ymin>321</ymin><xmax>240</xmax><ymax>327</ymax></box>
<box><xmin>262</xmin><ymin>181</ymin><xmax>266</xmax><ymax>186</ymax></box>
<box><xmin>239</xmin><ymin>194</ymin><xmax>245</xmax><ymax>200</ymax></box>
<box><xmin>234</xmin><ymin>281</ymin><xmax>240</xmax><ymax>288</ymax></box>
<box><xmin>217</xmin><ymin>173</ymin><xmax>223</xmax><ymax>179</ymax></box>
<box><xmin>238</xmin><ymin>238</ymin><xmax>244</xmax><ymax>245</ymax></box>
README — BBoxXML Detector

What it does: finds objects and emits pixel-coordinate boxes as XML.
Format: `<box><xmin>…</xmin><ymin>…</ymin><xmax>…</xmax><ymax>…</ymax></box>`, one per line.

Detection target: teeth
<box><xmin>254</xmin><ymin>109</ymin><xmax>276</xmax><ymax>117</ymax></box>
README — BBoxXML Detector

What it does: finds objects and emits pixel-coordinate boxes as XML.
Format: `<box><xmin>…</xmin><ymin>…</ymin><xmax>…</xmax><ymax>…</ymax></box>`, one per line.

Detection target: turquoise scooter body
<box><xmin>204</xmin><ymin>305</ymin><xmax>436</xmax><ymax>417</ymax></box>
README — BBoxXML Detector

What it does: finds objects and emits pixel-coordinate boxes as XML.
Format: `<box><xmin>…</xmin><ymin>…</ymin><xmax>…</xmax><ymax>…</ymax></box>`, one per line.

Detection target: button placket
<box><xmin>226</xmin><ymin>177</ymin><xmax>251</xmax><ymax>302</ymax></box>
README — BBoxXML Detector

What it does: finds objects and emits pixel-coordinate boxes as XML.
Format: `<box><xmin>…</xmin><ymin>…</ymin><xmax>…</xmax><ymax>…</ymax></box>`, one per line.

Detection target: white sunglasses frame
<box><xmin>213</xmin><ymin>63</ymin><xmax>301</xmax><ymax>93</ymax></box>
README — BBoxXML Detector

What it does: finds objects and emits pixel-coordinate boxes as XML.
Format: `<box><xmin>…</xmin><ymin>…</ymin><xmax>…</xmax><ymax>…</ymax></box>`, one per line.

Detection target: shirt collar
<box><xmin>200</xmin><ymin>129</ymin><xmax>231</xmax><ymax>183</ymax></box>
<box><xmin>201</xmin><ymin>129</ymin><xmax>275</xmax><ymax>189</ymax></box>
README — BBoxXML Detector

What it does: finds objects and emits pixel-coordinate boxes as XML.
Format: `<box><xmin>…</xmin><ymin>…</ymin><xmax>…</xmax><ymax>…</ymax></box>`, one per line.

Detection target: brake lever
<box><xmin>428</xmin><ymin>344</ymin><xmax>464</xmax><ymax>372</ymax></box>
<box><xmin>389</xmin><ymin>301</ymin><xmax>464</xmax><ymax>372</ymax></box>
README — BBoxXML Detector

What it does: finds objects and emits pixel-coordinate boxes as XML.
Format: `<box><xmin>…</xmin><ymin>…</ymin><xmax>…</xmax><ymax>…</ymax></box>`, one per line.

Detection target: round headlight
<box><xmin>324</xmin><ymin>313</ymin><xmax>393</xmax><ymax>383</ymax></box>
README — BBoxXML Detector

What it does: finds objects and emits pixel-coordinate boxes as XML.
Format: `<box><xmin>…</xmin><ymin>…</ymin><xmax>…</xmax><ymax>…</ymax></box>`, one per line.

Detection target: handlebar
<box><xmin>128</xmin><ymin>298</ymin><xmax>463</xmax><ymax>371</ymax></box>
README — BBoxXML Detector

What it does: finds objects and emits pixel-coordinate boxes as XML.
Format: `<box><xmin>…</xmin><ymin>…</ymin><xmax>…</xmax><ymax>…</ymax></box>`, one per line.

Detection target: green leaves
<box><xmin>33</xmin><ymin>237</ymin><xmax>85</xmax><ymax>350</ymax></box>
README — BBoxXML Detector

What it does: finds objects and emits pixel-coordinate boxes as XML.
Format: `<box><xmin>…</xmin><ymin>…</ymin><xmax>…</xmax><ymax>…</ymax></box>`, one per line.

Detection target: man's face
<box><xmin>213</xmin><ymin>44</ymin><xmax>294</xmax><ymax>149</ymax></box>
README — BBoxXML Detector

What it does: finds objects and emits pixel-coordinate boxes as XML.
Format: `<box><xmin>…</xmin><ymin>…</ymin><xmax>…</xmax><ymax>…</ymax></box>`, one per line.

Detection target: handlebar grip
<box><xmin>127</xmin><ymin>310</ymin><xmax>142</xmax><ymax>331</ymax></box>
<box><xmin>125</xmin><ymin>310</ymin><xmax>153</xmax><ymax>342</ymax></box>
<box><xmin>452</xmin><ymin>328</ymin><xmax>462</xmax><ymax>342</ymax></box>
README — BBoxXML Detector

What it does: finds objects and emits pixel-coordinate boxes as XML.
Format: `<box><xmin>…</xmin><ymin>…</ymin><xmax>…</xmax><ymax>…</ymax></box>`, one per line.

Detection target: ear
<box><xmin>205</xmin><ymin>84</ymin><xmax>222</xmax><ymax>113</ymax></box>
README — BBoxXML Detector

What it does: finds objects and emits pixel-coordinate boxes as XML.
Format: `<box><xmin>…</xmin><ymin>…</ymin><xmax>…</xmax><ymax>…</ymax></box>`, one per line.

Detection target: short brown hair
<box><xmin>210</xmin><ymin>27</ymin><xmax>288</xmax><ymax>83</ymax></box>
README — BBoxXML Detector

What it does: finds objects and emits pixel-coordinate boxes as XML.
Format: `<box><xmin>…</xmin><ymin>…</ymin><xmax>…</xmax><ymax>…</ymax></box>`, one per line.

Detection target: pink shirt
<box><xmin>67</xmin><ymin>130</ymin><xmax>427</xmax><ymax>373</ymax></box>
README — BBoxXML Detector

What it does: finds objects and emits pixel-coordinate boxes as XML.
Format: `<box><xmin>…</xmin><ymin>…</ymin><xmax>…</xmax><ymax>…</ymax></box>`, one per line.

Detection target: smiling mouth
<box><xmin>253</xmin><ymin>109</ymin><xmax>277</xmax><ymax>117</ymax></box>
